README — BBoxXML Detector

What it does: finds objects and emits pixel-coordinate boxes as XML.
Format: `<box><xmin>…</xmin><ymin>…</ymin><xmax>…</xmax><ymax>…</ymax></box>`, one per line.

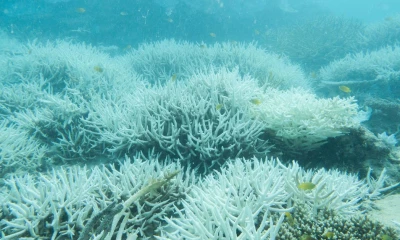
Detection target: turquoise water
<box><xmin>2</xmin><ymin>0</ymin><xmax>398</xmax><ymax>46</ymax></box>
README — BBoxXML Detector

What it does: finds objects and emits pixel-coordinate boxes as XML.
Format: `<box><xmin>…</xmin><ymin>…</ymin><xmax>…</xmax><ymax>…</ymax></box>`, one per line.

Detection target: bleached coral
<box><xmin>0</xmin><ymin>121</ymin><xmax>49</xmax><ymax>177</ymax></box>
<box><xmin>265</xmin><ymin>15</ymin><xmax>363</xmax><ymax>69</ymax></box>
<box><xmin>0</xmin><ymin>157</ymin><xmax>192</xmax><ymax>239</ymax></box>
<box><xmin>320</xmin><ymin>45</ymin><xmax>400</xmax><ymax>86</ymax></box>
<box><xmin>160</xmin><ymin>158</ymin><xmax>290</xmax><ymax>240</ymax></box>
<box><xmin>123</xmin><ymin>39</ymin><xmax>310</xmax><ymax>90</ymax></box>
<box><xmin>0</xmin><ymin>40</ymin><xmax>145</xmax><ymax>167</ymax></box>
<box><xmin>1</xmin><ymin>156</ymin><xmax>396</xmax><ymax>239</ymax></box>
<box><xmin>377</xmin><ymin>132</ymin><xmax>398</xmax><ymax>148</ymax></box>
<box><xmin>362</xmin><ymin>14</ymin><xmax>400</xmax><ymax>49</ymax></box>
<box><xmin>84</xmin><ymin>69</ymin><xmax>271</xmax><ymax>168</ymax></box>
<box><xmin>0</xmin><ymin>40</ymin><xmax>140</xmax><ymax>96</ymax></box>
<box><xmin>158</xmin><ymin>157</ymin><xmax>392</xmax><ymax>239</ymax></box>
<box><xmin>251</xmin><ymin>87</ymin><xmax>359</xmax><ymax>150</ymax></box>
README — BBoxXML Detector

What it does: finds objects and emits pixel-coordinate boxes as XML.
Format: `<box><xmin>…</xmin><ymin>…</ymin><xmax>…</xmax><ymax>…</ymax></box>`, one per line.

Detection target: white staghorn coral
<box><xmin>0</xmin><ymin>40</ymin><xmax>145</xmax><ymax>168</ymax></box>
<box><xmin>159</xmin><ymin>158</ymin><xmax>290</xmax><ymax>240</ymax></box>
<box><xmin>1</xmin><ymin>156</ymin><xmax>396</xmax><ymax>239</ymax></box>
<box><xmin>0</xmin><ymin>121</ymin><xmax>49</xmax><ymax>176</ymax></box>
<box><xmin>0</xmin><ymin>40</ymin><xmax>140</xmax><ymax>96</ymax></box>
<box><xmin>123</xmin><ymin>39</ymin><xmax>310</xmax><ymax>90</ymax></box>
<box><xmin>251</xmin><ymin>87</ymin><xmax>359</xmax><ymax>150</ymax></box>
<box><xmin>83</xmin><ymin>68</ymin><xmax>271</xmax><ymax>167</ymax></box>
<box><xmin>319</xmin><ymin>45</ymin><xmax>400</xmax><ymax>86</ymax></box>
<box><xmin>158</xmin><ymin>157</ymin><xmax>393</xmax><ymax>239</ymax></box>
<box><xmin>0</xmin><ymin>157</ymin><xmax>192</xmax><ymax>240</ymax></box>
<box><xmin>279</xmin><ymin>160</ymin><xmax>370</xmax><ymax>216</ymax></box>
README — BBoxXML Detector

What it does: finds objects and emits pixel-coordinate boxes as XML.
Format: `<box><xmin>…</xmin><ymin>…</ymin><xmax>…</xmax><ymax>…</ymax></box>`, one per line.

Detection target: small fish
<box><xmin>284</xmin><ymin>212</ymin><xmax>295</xmax><ymax>226</ymax></box>
<box><xmin>250</xmin><ymin>98</ymin><xmax>262</xmax><ymax>105</ymax></box>
<box><xmin>171</xmin><ymin>74</ymin><xmax>177</xmax><ymax>82</ymax></box>
<box><xmin>120</xmin><ymin>11</ymin><xmax>129</xmax><ymax>16</ymax></box>
<box><xmin>76</xmin><ymin>8</ymin><xmax>86</xmax><ymax>13</ymax></box>
<box><xmin>123</xmin><ymin>45</ymin><xmax>132</xmax><ymax>51</ymax></box>
<box><xmin>199</xmin><ymin>44</ymin><xmax>207</xmax><ymax>49</ymax></box>
<box><xmin>216</xmin><ymin>104</ymin><xmax>223</xmax><ymax>111</ymax></box>
<box><xmin>322</xmin><ymin>231</ymin><xmax>334</xmax><ymax>238</ymax></box>
<box><xmin>297</xmin><ymin>182</ymin><xmax>316</xmax><ymax>190</ymax></box>
<box><xmin>381</xmin><ymin>235</ymin><xmax>393</xmax><ymax>240</ymax></box>
<box><xmin>229</xmin><ymin>40</ymin><xmax>238</xmax><ymax>45</ymax></box>
<box><xmin>300</xmin><ymin>235</ymin><xmax>314</xmax><ymax>240</ymax></box>
<box><xmin>166</xmin><ymin>18</ymin><xmax>173</xmax><ymax>23</ymax></box>
<box><xmin>268</xmin><ymin>71</ymin><xmax>274</xmax><ymax>79</ymax></box>
<box><xmin>94</xmin><ymin>66</ymin><xmax>103</xmax><ymax>73</ymax></box>
<box><xmin>339</xmin><ymin>85</ymin><xmax>351</xmax><ymax>93</ymax></box>
<box><xmin>254</xmin><ymin>29</ymin><xmax>260</xmax><ymax>35</ymax></box>
<box><xmin>209</xmin><ymin>32</ymin><xmax>216</xmax><ymax>38</ymax></box>
<box><xmin>310</xmin><ymin>71</ymin><xmax>317</xmax><ymax>78</ymax></box>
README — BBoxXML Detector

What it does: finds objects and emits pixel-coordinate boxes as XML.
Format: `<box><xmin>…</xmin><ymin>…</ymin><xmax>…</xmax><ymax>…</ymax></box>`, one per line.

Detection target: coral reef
<box><xmin>0</xmin><ymin>37</ymin><xmax>399</xmax><ymax>240</ymax></box>
<box><xmin>276</xmin><ymin>203</ymin><xmax>398</xmax><ymax>240</ymax></box>
<box><xmin>83</xmin><ymin>69</ymin><xmax>272</xmax><ymax>169</ymax></box>
<box><xmin>158</xmin><ymin>157</ymin><xmax>399</xmax><ymax>239</ymax></box>
<box><xmin>2</xmin><ymin>157</ymin><xmax>397</xmax><ymax>239</ymax></box>
<box><xmin>0</xmin><ymin>40</ymin><xmax>360</xmax><ymax>174</ymax></box>
<box><xmin>265</xmin><ymin>15</ymin><xmax>364</xmax><ymax>70</ymax></box>
<box><xmin>251</xmin><ymin>87</ymin><xmax>359</xmax><ymax>151</ymax></box>
<box><xmin>361</xmin><ymin>14</ymin><xmax>400</xmax><ymax>50</ymax></box>
<box><xmin>123</xmin><ymin>39</ymin><xmax>310</xmax><ymax>90</ymax></box>
<box><xmin>363</xmin><ymin>97</ymin><xmax>400</xmax><ymax>135</ymax></box>
<box><xmin>0</xmin><ymin>157</ymin><xmax>192</xmax><ymax>239</ymax></box>
<box><xmin>0</xmin><ymin>121</ymin><xmax>49</xmax><ymax>177</ymax></box>
<box><xmin>319</xmin><ymin>45</ymin><xmax>400</xmax><ymax>100</ymax></box>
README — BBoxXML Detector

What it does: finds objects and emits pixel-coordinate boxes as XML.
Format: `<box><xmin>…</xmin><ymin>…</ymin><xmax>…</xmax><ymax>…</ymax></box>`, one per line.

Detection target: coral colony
<box><xmin>1</xmin><ymin>23</ymin><xmax>400</xmax><ymax>239</ymax></box>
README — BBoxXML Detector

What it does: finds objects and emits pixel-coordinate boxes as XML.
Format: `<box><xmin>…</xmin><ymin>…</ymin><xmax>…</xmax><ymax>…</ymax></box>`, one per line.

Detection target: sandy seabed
<box><xmin>369</xmin><ymin>194</ymin><xmax>400</xmax><ymax>229</ymax></box>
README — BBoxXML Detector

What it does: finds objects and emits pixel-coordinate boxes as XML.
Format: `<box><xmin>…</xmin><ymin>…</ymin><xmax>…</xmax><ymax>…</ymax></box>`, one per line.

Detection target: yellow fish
<box><xmin>268</xmin><ymin>71</ymin><xmax>274</xmax><ymax>79</ymax></box>
<box><xmin>254</xmin><ymin>29</ymin><xmax>260</xmax><ymax>35</ymax></box>
<box><xmin>216</xmin><ymin>104</ymin><xmax>223</xmax><ymax>111</ymax></box>
<box><xmin>297</xmin><ymin>182</ymin><xmax>316</xmax><ymax>190</ymax></box>
<box><xmin>209</xmin><ymin>32</ymin><xmax>216</xmax><ymax>38</ymax></box>
<box><xmin>170</xmin><ymin>74</ymin><xmax>177</xmax><ymax>82</ymax></box>
<box><xmin>381</xmin><ymin>235</ymin><xmax>393</xmax><ymax>240</ymax></box>
<box><xmin>339</xmin><ymin>85</ymin><xmax>351</xmax><ymax>93</ymax></box>
<box><xmin>284</xmin><ymin>212</ymin><xmax>295</xmax><ymax>226</ymax></box>
<box><xmin>93</xmin><ymin>66</ymin><xmax>103</xmax><ymax>73</ymax></box>
<box><xmin>250</xmin><ymin>98</ymin><xmax>262</xmax><ymax>105</ymax></box>
<box><xmin>123</xmin><ymin>45</ymin><xmax>132</xmax><ymax>51</ymax></box>
<box><xmin>76</xmin><ymin>8</ymin><xmax>86</xmax><ymax>13</ymax></box>
<box><xmin>310</xmin><ymin>71</ymin><xmax>317</xmax><ymax>78</ymax></box>
<box><xmin>322</xmin><ymin>231</ymin><xmax>334</xmax><ymax>238</ymax></box>
<box><xmin>300</xmin><ymin>235</ymin><xmax>314</xmax><ymax>240</ymax></box>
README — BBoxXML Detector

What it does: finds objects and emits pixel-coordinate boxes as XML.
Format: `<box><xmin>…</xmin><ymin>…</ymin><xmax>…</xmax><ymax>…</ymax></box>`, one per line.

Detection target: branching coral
<box><xmin>83</xmin><ymin>69</ymin><xmax>272</xmax><ymax>168</ymax></box>
<box><xmin>361</xmin><ymin>14</ymin><xmax>400</xmax><ymax>50</ymax></box>
<box><xmin>158</xmin><ymin>157</ymin><xmax>399</xmax><ymax>239</ymax></box>
<box><xmin>1</xmin><ymin>156</ymin><xmax>397</xmax><ymax>239</ymax></box>
<box><xmin>320</xmin><ymin>45</ymin><xmax>400</xmax><ymax>87</ymax></box>
<box><xmin>265</xmin><ymin>15</ymin><xmax>364</xmax><ymax>70</ymax></box>
<box><xmin>0</xmin><ymin>157</ymin><xmax>191</xmax><ymax>240</ymax></box>
<box><xmin>251</xmin><ymin>87</ymin><xmax>360</xmax><ymax>151</ymax></box>
<box><xmin>0</xmin><ymin>121</ymin><xmax>49</xmax><ymax>177</ymax></box>
<box><xmin>122</xmin><ymin>39</ymin><xmax>310</xmax><ymax>90</ymax></box>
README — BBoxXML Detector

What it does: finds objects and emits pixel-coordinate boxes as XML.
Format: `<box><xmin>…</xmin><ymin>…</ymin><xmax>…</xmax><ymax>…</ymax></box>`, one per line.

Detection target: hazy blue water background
<box><xmin>2</xmin><ymin>0</ymin><xmax>399</xmax><ymax>48</ymax></box>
